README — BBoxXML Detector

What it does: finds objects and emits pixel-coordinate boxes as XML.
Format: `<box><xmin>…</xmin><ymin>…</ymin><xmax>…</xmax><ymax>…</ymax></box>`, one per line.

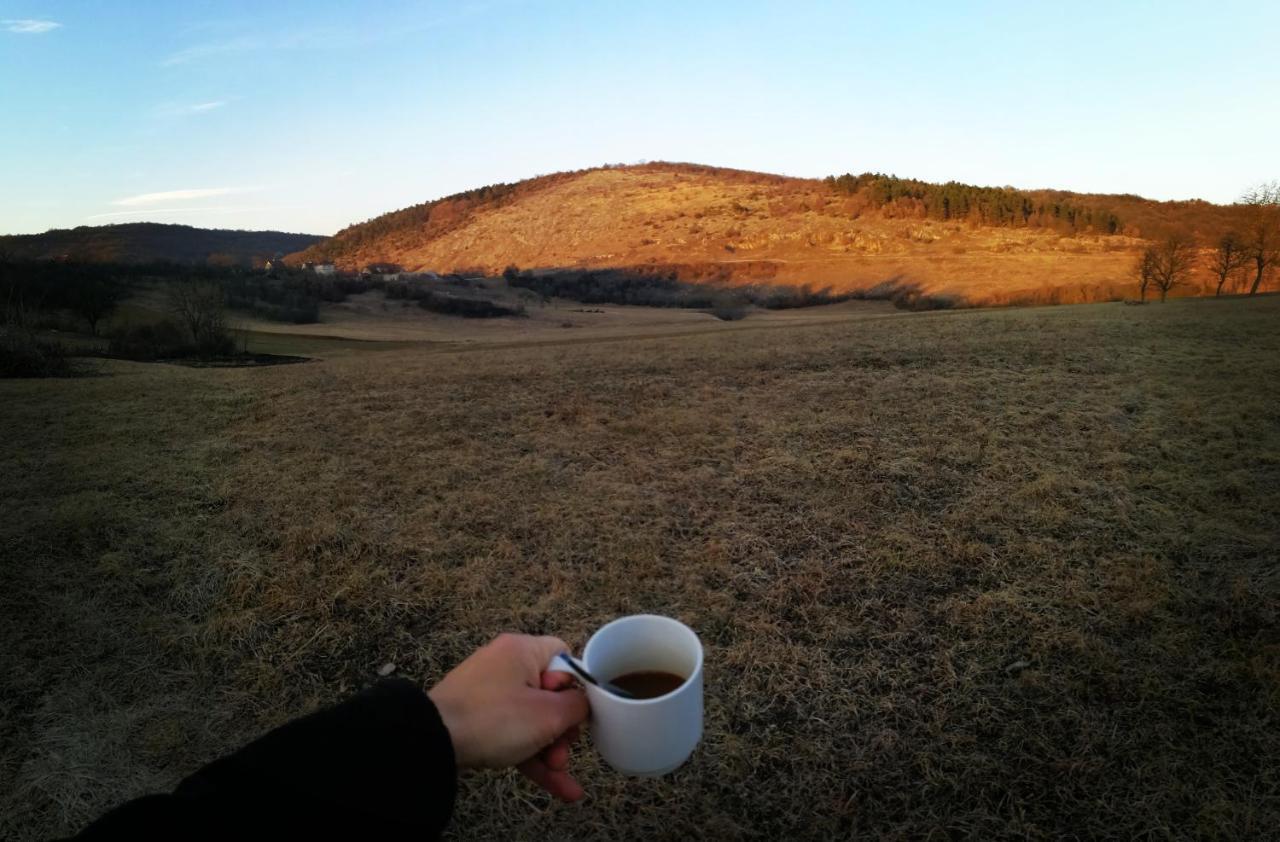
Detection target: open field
<box><xmin>110</xmin><ymin>281</ymin><xmax>900</xmax><ymax>353</ymax></box>
<box><xmin>2</xmin><ymin>297</ymin><xmax>1278</xmax><ymax>839</ymax></box>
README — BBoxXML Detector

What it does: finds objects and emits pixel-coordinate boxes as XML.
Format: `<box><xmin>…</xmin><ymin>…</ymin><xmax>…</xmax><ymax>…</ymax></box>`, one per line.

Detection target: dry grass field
<box><xmin>2</xmin><ymin>296</ymin><xmax>1278</xmax><ymax>839</ymax></box>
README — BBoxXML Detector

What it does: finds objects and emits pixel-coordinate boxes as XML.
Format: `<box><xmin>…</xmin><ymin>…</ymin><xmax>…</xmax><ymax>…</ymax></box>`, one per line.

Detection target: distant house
<box><xmin>264</xmin><ymin>256</ymin><xmax>287</xmax><ymax>273</ymax></box>
<box><xmin>364</xmin><ymin>262</ymin><xmax>402</xmax><ymax>275</ymax></box>
<box><xmin>303</xmin><ymin>262</ymin><xmax>337</xmax><ymax>276</ymax></box>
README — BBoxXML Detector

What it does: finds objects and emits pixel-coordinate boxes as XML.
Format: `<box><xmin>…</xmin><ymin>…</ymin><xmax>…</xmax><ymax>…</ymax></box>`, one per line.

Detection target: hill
<box><xmin>0</xmin><ymin>223</ymin><xmax>323</xmax><ymax>267</ymax></box>
<box><xmin>291</xmin><ymin>163</ymin><xmax>1253</xmax><ymax>305</ymax></box>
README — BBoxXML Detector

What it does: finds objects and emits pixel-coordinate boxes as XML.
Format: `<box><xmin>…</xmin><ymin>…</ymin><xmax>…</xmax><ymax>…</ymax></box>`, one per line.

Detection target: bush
<box><xmin>509</xmin><ymin>268</ymin><xmax>850</xmax><ymax>311</ymax></box>
<box><xmin>107</xmin><ymin>319</ymin><xmax>235</xmax><ymax>360</ymax></box>
<box><xmin>416</xmin><ymin>292</ymin><xmax>523</xmax><ymax>318</ymax></box>
<box><xmin>382</xmin><ymin>277</ymin><xmax>521</xmax><ymax>317</ymax></box>
<box><xmin>0</xmin><ymin>329</ymin><xmax>72</xmax><ymax>377</ymax></box>
<box><xmin>107</xmin><ymin>320</ymin><xmax>192</xmax><ymax>360</ymax></box>
<box><xmin>233</xmin><ymin>299</ymin><xmax>319</xmax><ymax>323</ymax></box>
<box><xmin>710</xmin><ymin>302</ymin><xmax>747</xmax><ymax>321</ymax></box>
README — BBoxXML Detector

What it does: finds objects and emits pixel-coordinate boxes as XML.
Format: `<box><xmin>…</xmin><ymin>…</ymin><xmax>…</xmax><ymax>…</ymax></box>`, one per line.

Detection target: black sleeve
<box><xmin>71</xmin><ymin>678</ymin><xmax>457</xmax><ymax>841</ymax></box>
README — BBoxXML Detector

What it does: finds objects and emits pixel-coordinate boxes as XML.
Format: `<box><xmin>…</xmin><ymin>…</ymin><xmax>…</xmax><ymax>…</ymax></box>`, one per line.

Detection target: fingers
<box><xmin>518</xmin><ymin>756</ymin><xmax>586</xmax><ymax>803</ymax></box>
<box><xmin>541</xmin><ymin>669</ymin><xmax>577</xmax><ymax>692</ymax></box>
<box><xmin>528</xmin><ymin>685</ymin><xmax>590</xmax><ymax>738</ymax></box>
<box><xmin>526</xmin><ymin>635</ymin><xmax>572</xmax><ymax>673</ymax></box>
<box><xmin>543</xmin><ymin>725</ymin><xmax>580</xmax><ymax>771</ymax></box>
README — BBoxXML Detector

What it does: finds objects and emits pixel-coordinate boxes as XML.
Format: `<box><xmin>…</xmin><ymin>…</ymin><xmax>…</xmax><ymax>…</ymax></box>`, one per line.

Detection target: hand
<box><xmin>428</xmin><ymin>633</ymin><xmax>590</xmax><ymax>801</ymax></box>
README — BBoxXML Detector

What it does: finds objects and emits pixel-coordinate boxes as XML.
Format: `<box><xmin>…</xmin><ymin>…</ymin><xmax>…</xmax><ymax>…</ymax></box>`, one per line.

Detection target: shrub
<box><xmin>415</xmin><ymin>292</ymin><xmax>523</xmax><ymax>318</ymax></box>
<box><xmin>0</xmin><ymin>329</ymin><xmax>72</xmax><ymax>377</ymax></box>
<box><xmin>107</xmin><ymin>320</ymin><xmax>191</xmax><ymax>360</ymax></box>
<box><xmin>233</xmin><ymin>299</ymin><xmax>319</xmax><ymax>323</ymax></box>
<box><xmin>710</xmin><ymin>302</ymin><xmax>748</xmax><ymax>321</ymax></box>
<box><xmin>509</xmin><ymin>268</ymin><xmax>850</xmax><ymax>311</ymax></box>
<box><xmin>1</xmin><ymin>295</ymin><xmax>74</xmax><ymax>377</ymax></box>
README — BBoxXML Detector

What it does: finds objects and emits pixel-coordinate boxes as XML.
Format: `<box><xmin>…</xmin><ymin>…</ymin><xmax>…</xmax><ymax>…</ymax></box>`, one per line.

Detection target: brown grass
<box><xmin>2</xmin><ymin>297</ymin><xmax>1278</xmax><ymax>839</ymax></box>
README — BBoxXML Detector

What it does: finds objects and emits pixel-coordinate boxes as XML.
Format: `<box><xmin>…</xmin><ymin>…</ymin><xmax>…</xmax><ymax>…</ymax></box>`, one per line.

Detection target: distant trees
<box><xmin>1210</xmin><ymin>233</ymin><xmax>1251</xmax><ymax>296</ymax></box>
<box><xmin>69</xmin><ymin>274</ymin><xmax>123</xmax><ymax>335</ymax></box>
<box><xmin>0</xmin><ymin>258</ymin><xmax>126</xmax><ymax>334</ymax></box>
<box><xmin>1</xmin><ymin>274</ymin><xmax>72</xmax><ymax>377</ymax></box>
<box><xmin>1135</xmin><ymin>247</ymin><xmax>1158</xmax><ymax>302</ymax></box>
<box><xmin>1239</xmin><ymin>182</ymin><xmax>1280</xmax><ymax>295</ymax></box>
<box><xmin>824</xmin><ymin>173</ymin><xmax>1122</xmax><ymax>234</ymax></box>
<box><xmin>508</xmin><ymin>268</ymin><xmax>853</xmax><ymax>311</ymax></box>
<box><xmin>168</xmin><ymin>280</ymin><xmax>232</xmax><ymax>354</ymax></box>
<box><xmin>0</xmin><ymin>223</ymin><xmax>320</xmax><ymax>266</ymax></box>
<box><xmin>1149</xmin><ymin>235</ymin><xmax>1197</xmax><ymax>302</ymax></box>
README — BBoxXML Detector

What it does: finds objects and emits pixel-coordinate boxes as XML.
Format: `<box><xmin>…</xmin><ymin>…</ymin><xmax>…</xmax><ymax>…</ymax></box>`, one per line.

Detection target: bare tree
<box><xmin>1210</xmin><ymin>232</ymin><xmax>1251</xmax><ymax>297</ymax></box>
<box><xmin>71</xmin><ymin>276</ymin><xmax>122</xmax><ymax>335</ymax></box>
<box><xmin>1150</xmin><ymin>234</ymin><xmax>1197</xmax><ymax>302</ymax></box>
<box><xmin>167</xmin><ymin>280</ymin><xmax>228</xmax><ymax>351</ymax></box>
<box><xmin>1240</xmin><ymin>181</ymin><xmax>1280</xmax><ymax>295</ymax></box>
<box><xmin>1134</xmin><ymin>246</ymin><xmax>1158</xmax><ymax>302</ymax></box>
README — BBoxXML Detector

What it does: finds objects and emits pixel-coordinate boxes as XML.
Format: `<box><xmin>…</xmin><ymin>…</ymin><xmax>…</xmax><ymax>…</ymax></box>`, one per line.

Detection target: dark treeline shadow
<box><xmin>504</xmin><ymin>265</ymin><xmax>856</xmax><ymax>314</ymax></box>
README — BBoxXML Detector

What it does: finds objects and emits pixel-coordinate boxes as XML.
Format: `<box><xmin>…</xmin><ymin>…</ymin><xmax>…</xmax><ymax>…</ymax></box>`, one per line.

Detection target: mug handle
<box><xmin>547</xmin><ymin>651</ymin><xmax>595</xmax><ymax>687</ymax></box>
<box><xmin>546</xmin><ymin>651</ymin><xmax>574</xmax><ymax>675</ymax></box>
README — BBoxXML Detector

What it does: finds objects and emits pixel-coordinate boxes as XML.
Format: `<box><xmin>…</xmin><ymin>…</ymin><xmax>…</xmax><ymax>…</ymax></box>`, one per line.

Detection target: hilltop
<box><xmin>292</xmin><ymin>163</ymin><xmax>1248</xmax><ymax>304</ymax></box>
<box><xmin>0</xmin><ymin>223</ymin><xmax>323</xmax><ymax>267</ymax></box>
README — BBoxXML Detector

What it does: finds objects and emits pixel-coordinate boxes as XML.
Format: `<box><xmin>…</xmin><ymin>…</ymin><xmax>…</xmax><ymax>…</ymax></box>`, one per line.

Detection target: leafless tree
<box><xmin>1150</xmin><ymin>234</ymin><xmax>1197</xmax><ymax>303</ymax></box>
<box><xmin>1134</xmin><ymin>246</ymin><xmax>1158</xmax><ymax>302</ymax></box>
<box><xmin>167</xmin><ymin>280</ymin><xmax>227</xmax><ymax>348</ymax></box>
<box><xmin>1240</xmin><ymin>181</ymin><xmax>1280</xmax><ymax>295</ymax></box>
<box><xmin>1210</xmin><ymin>232</ymin><xmax>1251</xmax><ymax>296</ymax></box>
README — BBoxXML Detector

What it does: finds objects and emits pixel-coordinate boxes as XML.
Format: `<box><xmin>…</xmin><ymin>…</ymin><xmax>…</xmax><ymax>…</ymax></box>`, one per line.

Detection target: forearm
<box><xmin>72</xmin><ymin>678</ymin><xmax>457</xmax><ymax>839</ymax></box>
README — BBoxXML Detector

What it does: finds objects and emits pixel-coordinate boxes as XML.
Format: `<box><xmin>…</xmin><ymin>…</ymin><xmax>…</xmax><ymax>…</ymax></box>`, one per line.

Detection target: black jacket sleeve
<box><xmin>71</xmin><ymin>678</ymin><xmax>457</xmax><ymax>840</ymax></box>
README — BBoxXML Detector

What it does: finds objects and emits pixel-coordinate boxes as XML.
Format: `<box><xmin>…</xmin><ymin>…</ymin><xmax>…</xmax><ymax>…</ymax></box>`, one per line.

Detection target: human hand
<box><xmin>428</xmin><ymin>633</ymin><xmax>590</xmax><ymax>801</ymax></box>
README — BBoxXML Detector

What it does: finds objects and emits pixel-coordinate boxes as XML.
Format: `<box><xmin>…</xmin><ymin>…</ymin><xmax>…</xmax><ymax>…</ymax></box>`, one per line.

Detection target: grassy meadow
<box><xmin>2</xmin><ymin>296</ymin><xmax>1278</xmax><ymax>839</ymax></box>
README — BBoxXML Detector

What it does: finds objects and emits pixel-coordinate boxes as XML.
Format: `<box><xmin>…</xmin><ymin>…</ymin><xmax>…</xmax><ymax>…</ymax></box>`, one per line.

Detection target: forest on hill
<box><xmin>0</xmin><ymin>223</ymin><xmax>323</xmax><ymax>267</ymax></box>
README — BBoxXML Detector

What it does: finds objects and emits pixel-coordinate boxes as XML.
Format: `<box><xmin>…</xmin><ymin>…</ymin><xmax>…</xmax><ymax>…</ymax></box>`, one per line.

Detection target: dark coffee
<box><xmin>610</xmin><ymin>670</ymin><xmax>686</xmax><ymax>699</ymax></box>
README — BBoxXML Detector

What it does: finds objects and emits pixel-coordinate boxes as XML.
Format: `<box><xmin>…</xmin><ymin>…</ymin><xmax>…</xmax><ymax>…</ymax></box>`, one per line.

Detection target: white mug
<box><xmin>549</xmin><ymin>614</ymin><xmax>703</xmax><ymax>776</ymax></box>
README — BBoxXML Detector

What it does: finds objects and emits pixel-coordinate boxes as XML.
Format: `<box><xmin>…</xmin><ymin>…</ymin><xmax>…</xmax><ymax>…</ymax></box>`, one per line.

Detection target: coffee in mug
<box><xmin>550</xmin><ymin>614</ymin><xmax>703</xmax><ymax>776</ymax></box>
<box><xmin>609</xmin><ymin>670</ymin><xmax>686</xmax><ymax>699</ymax></box>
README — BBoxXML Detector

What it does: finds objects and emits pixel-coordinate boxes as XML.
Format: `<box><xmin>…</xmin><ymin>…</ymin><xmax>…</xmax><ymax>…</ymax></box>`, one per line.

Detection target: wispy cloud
<box><xmin>3</xmin><ymin>19</ymin><xmax>61</xmax><ymax>34</ymax></box>
<box><xmin>86</xmin><ymin>206</ymin><xmax>277</xmax><ymax>221</ymax></box>
<box><xmin>111</xmin><ymin>187</ymin><xmax>259</xmax><ymax>207</ymax></box>
<box><xmin>161</xmin><ymin>100</ymin><xmax>229</xmax><ymax>116</ymax></box>
<box><xmin>160</xmin><ymin>5</ymin><xmax>504</xmax><ymax>66</ymax></box>
<box><xmin>161</xmin><ymin>36</ymin><xmax>259</xmax><ymax>66</ymax></box>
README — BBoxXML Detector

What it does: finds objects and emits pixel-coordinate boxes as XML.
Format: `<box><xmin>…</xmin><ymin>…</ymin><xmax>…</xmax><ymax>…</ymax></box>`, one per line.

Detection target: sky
<box><xmin>2</xmin><ymin>0</ymin><xmax>1278</xmax><ymax>235</ymax></box>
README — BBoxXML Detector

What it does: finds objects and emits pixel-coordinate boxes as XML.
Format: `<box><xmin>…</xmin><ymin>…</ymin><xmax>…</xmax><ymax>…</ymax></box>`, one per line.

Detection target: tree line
<box><xmin>824</xmin><ymin>173</ymin><xmax>1122</xmax><ymax>234</ymax></box>
<box><xmin>1134</xmin><ymin>182</ymin><xmax>1280</xmax><ymax>301</ymax></box>
<box><xmin>504</xmin><ymin>266</ymin><xmax>852</xmax><ymax>312</ymax></box>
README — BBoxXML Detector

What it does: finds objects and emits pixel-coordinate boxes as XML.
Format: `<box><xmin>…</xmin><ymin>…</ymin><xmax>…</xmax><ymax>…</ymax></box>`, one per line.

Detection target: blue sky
<box><xmin>2</xmin><ymin>0</ymin><xmax>1278</xmax><ymax>235</ymax></box>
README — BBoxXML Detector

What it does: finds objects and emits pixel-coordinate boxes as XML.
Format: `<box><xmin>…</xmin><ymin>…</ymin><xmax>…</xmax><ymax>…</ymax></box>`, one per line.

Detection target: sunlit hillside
<box><xmin>292</xmin><ymin>163</ymin><xmax>1259</xmax><ymax>305</ymax></box>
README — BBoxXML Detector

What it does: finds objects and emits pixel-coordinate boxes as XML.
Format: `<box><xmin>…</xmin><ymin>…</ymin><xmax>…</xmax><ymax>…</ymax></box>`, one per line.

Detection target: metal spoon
<box><xmin>556</xmin><ymin>651</ymin><xmax>637</xmax><ymax>699</ymax></box>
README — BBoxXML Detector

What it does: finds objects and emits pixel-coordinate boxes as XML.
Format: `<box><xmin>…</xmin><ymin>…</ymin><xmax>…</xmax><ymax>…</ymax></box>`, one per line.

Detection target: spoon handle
<box><xmin>555</xmin><ymin>651</ymin><xmax>637</xmax><ymax>699</ymax></box>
